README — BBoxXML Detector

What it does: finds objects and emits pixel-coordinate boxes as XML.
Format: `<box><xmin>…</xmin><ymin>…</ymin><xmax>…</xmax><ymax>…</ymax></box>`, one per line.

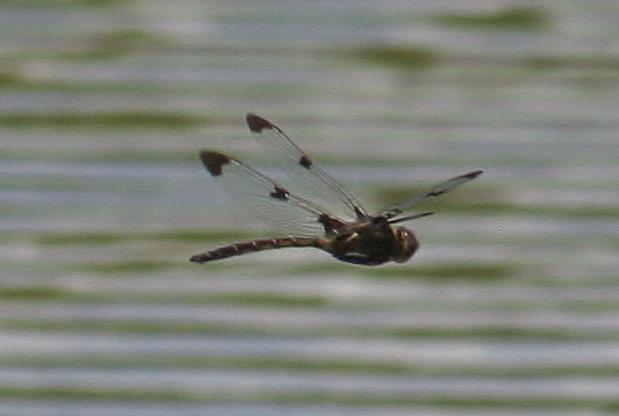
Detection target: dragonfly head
<box><xmin>392</xmin><ymin>226</ymin><xmax>419</xmax><ymax>263</ymax></box>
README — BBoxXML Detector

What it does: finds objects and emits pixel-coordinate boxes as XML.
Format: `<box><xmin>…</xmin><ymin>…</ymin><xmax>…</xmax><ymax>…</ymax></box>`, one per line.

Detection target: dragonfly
<box><xmin>190</xmin><ymin>114</ymin><xmax>482</xmax><ymax>266</ymax></box>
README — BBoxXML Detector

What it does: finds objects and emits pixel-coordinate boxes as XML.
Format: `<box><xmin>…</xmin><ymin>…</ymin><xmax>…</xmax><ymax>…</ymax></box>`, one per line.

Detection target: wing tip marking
<box><xmin>200</xmin><ymin>150</ymin><xmax>231</xmax><ymax>177</ymax></box>
<box><xmin>246</xmin><ymin>113</ymin><xmax>274</xmax><ymax>133</ymax></box>
<box><xmin>464</xmin><ymin>169</ymin><xmax>484</xmax><ymax>179</ymax></box>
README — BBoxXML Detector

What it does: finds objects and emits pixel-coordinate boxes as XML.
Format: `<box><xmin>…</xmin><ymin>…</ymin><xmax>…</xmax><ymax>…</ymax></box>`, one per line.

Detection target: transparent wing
<box><xmin>246</xmin><ymin>114</ymin><xmax>368</xmax><ymax>221</ymax></box>
<box><xmin>378</xmin><ymin>170</ymin><xmax>483</xmax><ymax>219</ymax></box>
<box><xmin>199</xmin><ymin>150</ymin><xmax>331</xmax><ymax>237</ymax></box>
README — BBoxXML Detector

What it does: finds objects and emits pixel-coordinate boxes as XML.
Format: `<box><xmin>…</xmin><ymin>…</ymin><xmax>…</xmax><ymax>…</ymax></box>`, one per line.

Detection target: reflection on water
<box><xmin>1</xmin><ymin>1</ymin><xmax>618</xmax><ymax>415</ymax></box>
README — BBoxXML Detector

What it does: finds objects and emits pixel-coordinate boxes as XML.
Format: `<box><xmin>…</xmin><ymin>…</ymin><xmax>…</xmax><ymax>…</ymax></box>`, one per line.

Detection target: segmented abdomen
<box><xmin>190</xmin><ymin>237</ymin><xmax>318</xmax><ymax>263</ymax></box>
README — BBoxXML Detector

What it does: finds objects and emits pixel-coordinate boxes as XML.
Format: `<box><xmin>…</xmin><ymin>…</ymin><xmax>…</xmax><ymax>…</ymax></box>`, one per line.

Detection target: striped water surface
<box><xmin>1</xmin><ymin>1</ymin><xmax>618</xmax><ymax>415</ymax></box>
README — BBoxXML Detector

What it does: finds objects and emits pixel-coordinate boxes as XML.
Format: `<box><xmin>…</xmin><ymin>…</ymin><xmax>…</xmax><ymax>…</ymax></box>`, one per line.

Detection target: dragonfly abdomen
<box><xmin>190</xmin><ymin>237</ymin><xmax>318</xmax><ymax>263</ymax></box>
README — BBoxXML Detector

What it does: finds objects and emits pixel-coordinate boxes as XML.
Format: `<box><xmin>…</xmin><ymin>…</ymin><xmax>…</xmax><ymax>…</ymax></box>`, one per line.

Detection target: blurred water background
<box><xmin>1</xmin><ymin>1</ymin><xmax>619</xmax><ymax>415</ymax></box>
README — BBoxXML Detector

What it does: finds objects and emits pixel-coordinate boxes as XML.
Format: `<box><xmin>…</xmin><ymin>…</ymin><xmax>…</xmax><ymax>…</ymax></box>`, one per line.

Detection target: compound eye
<box><xmin>392</xmin><ymin>227</ymin><xmax>418</xmax><ymax>263</ymax></box>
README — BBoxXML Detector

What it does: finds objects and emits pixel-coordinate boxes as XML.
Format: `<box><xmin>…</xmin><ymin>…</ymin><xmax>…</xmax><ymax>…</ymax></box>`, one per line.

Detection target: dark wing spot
<box><xmin>200</xmin><ymin>151</ymin><xmax>231</xmax><ymax>177</ymax></box>
<box><xmin>318</xmin><ymin>213</ymin><xmax>330</xmax><ymax>225</ymax></box>
<box><xmin>318</xmin><ymin>213</ymin><xmax>335</xmax><ymax>235</ymax></box>
<box><xmin>269</xmin><ymin>186</ymin><xmax>289</xmax><ymax>200</ymax></box>
<box><xmin>299</xmin><ymin>155</ymin><xmax>313</xmax><ymax>169</ymax></box>
<box><xmin>246</xmin><ymin>113</ymin><xmax>274</xmax><ymax>133</ymax></box>
<box><xmin>318</xmin><ymin>213</ymin><xmax>346</xmax><ymax>235</ymax></box>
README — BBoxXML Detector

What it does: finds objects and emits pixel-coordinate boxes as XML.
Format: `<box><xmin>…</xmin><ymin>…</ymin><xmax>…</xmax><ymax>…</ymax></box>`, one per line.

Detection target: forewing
<box><xmin>199</xmin><ymin>150</ymin><xmax>328</xmax><ymax>237</ymax></box>
<box><xmin>246</xmin><ymin>114</ymin><xmax>368</xmax><ymax>221</ymax></box>
<box><xmin>378</xmin><ymin>170</ymin><xmax>483</xmax><ymax>219</ymax></box>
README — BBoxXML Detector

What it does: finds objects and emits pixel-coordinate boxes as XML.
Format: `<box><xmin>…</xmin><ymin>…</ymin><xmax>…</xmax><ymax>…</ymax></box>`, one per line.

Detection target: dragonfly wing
<box><xmin>199</xmin><ymin>150</ymin><xmax>333</xmax><ymax>237</ymax></box>
<box><xmin>378</xmin><ymin>170</ymin><xmax>483</xmax><ymax>219</ymax></box>
<box><xmin>246</xmin><ymin>114</ymin><xmax>368</xmax><ymax>221</ymax></box>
